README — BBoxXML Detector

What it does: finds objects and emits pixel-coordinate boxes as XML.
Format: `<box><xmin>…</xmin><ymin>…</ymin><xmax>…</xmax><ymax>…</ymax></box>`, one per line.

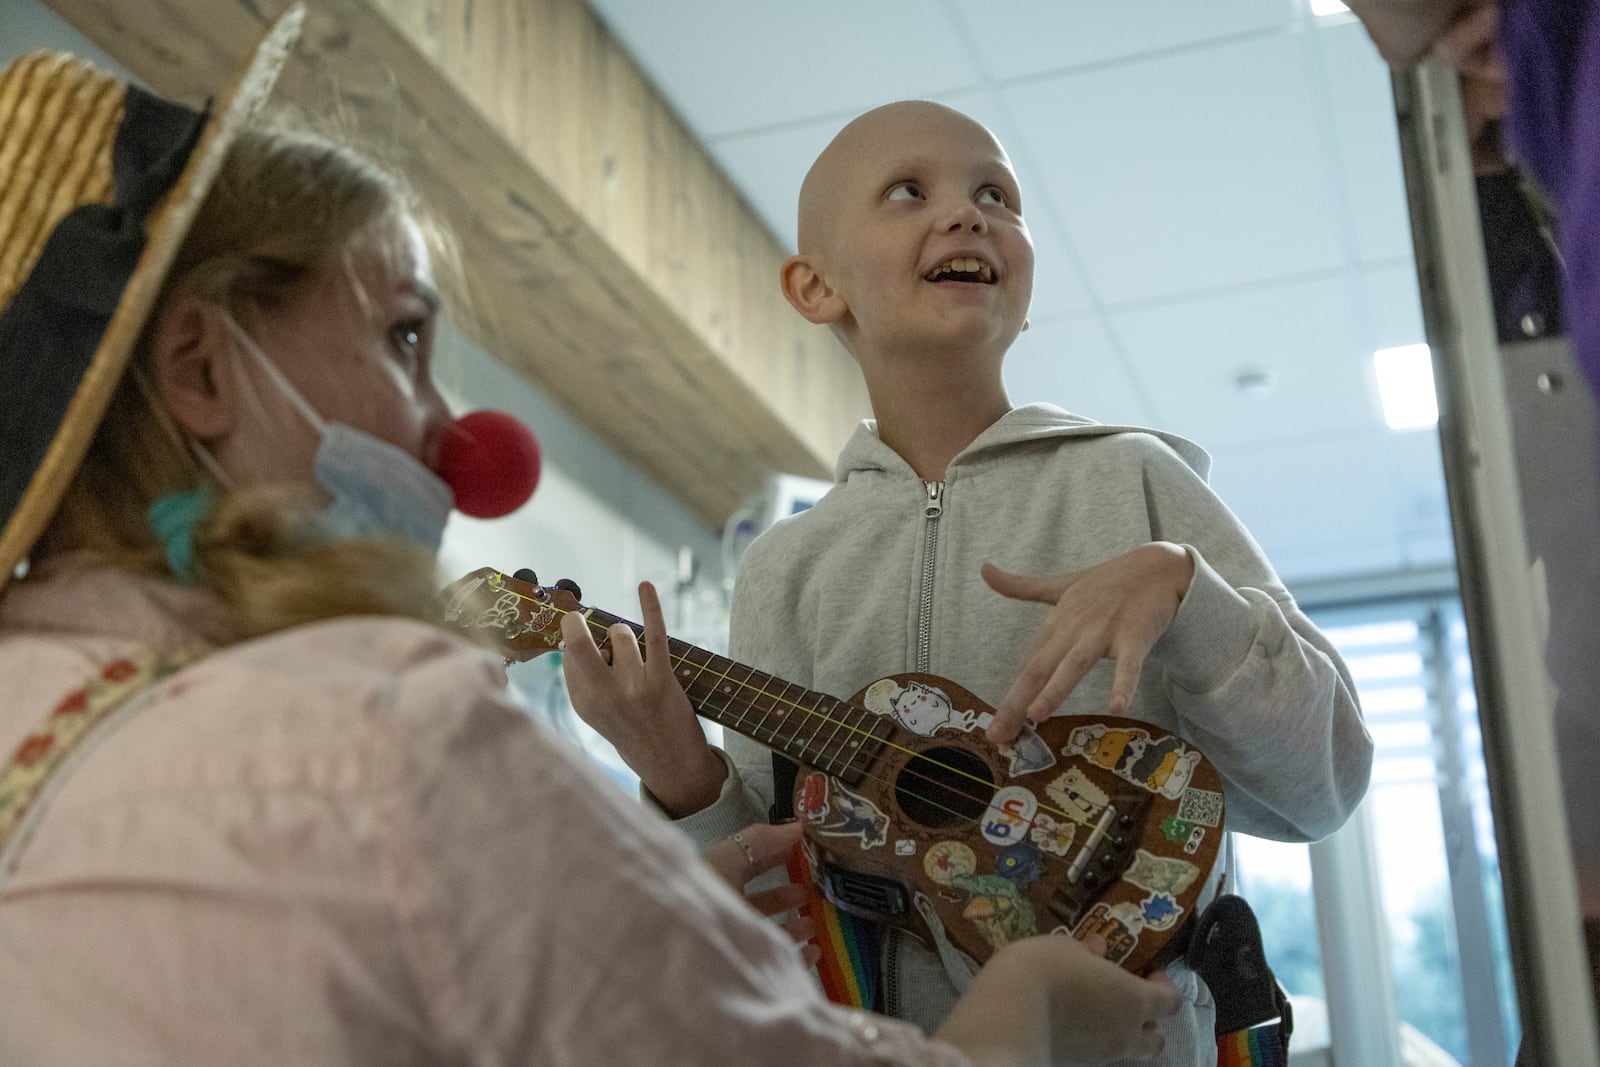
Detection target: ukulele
<box><xmin>443</xmin><ymin>567</ymin><xmax>1224</xmax><ymax>976</ymax></box>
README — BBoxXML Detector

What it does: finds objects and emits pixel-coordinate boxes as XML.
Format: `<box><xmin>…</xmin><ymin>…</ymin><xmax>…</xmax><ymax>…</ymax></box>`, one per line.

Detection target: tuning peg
<box><xmin>512</xmin><ymin>568</ymin><xmax>539</xmax><ymax>585</ymax></box>
<box><xmin>555</xmin><ymin>577</ymin><xmax>582</xmax><ymax>600</ymax></box>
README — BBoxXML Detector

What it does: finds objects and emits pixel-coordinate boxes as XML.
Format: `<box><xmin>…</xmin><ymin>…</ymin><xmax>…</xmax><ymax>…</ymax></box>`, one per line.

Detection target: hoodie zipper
<box><xmin>917</xmin><ymin>480</ymin><xmax>943</xmax><ymax>673</ymax></box>
<box><xmin>881</xmin><ymin>928</ymin><xmax>902</xmax><ymax>1018</ymax></box>
<box><xmin>887</xmin><ymin>480</ymin><xmax>942</xmax><ymax>1019</ymax></box>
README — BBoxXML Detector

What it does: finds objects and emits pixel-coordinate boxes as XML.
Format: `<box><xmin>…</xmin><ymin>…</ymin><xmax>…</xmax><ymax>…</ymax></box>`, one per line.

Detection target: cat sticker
<box><xmin>1064</xmin><ymin>724</ymin><xmax>1201</xmax><ymax>800</ymax></box>
<box><xmin>864</xmin><ymin>678</ymin><xmax>981</xmax><ymax>736</ymax></box>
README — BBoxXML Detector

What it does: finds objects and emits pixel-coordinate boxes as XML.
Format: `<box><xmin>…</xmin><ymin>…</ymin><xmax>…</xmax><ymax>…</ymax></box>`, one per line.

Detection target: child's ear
<box><xmin>148</xmin><ymin>291</ymin><xmax>239</xmax><ymax>441</ymax></box>
<box><xmin>780</xmin><ymin>254</ymin><xmax>848</xmax><ymax>325</ymax></box>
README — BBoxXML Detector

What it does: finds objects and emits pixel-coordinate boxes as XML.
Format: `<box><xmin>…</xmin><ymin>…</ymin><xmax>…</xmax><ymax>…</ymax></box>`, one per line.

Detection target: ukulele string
<box><xmin>487</xmin><ymin>575</ymin><xmax>1088</xmax><ymax>829</ymax></box>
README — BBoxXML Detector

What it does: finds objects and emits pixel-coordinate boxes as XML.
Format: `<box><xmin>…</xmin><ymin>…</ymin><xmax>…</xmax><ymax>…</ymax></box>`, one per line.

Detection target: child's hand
<box><xmin>560</xmin><ymin>580</ymin><xmax>727</xmax><ymax>816</ymax></box>
<box><xmin>702</xmin><ymin>822</ymin><xmax>821</xmax><ymax>967</ymax></box>
<box><xmin>981</xmin><ymin>543</ymin><xmax>1194</xmax><ymax>744</ymax></box>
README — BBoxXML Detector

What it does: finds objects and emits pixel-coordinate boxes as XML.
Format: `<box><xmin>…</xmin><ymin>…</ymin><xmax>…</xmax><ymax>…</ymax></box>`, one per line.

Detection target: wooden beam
<box><xmin>42</xmin><ymin>0</ymin><xmax>867</xmax><ymax>526</ymax></box>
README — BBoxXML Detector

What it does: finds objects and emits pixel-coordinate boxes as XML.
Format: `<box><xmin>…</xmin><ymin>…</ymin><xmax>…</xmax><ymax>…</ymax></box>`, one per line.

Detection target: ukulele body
<box><xmin>791</xmin><ymin>673</ymin><xmax>1223</xmax><ymax>976</ymax></box>
<box><xmin>438</xmin><ymin>569</ymin><xmax>1223</xmax><ymax>976</ymax></box>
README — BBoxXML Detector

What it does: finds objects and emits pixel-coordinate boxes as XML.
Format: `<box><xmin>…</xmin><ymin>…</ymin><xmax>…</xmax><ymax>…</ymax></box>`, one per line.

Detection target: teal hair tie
<box><xmin>147</xmin><ymin>489</ymin><xmax>211</xmax><ymax>584</ymax></box>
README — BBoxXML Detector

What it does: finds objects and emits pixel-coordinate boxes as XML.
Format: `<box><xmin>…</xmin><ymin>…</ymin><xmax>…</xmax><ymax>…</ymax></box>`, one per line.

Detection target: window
<box><xmin>1236</xmin><ymin>594</ymin><xmax>1519</xmax><ymax>1065</ymax></box>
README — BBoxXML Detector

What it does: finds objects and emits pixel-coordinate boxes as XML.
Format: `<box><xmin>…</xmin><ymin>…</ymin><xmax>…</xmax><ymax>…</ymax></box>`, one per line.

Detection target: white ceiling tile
<box><xmin>1314</xmin><ymin>20</ymin><xmax>1417</xmax><ymax>265</ymax></box>
<box><xmin>1003</xmin><ymin>315</ymin><xmax>1156</xmax><ymax>426</ymax></box>
<box><xmin>1364</xmin><ymin>261</ymin><xmax>1427</xmax><ymax>350</ymax></box>
<box><xmin>1003</xmin><ymin>30</ymin><xmax>1347</xmax><ymax>305</ymax></box>
<box><xmin>585</xmin><ymin>0</ymin><xmax>982</xmax><ymax>139</ymax></box>
<box><xmin>707</xmin><ymin>119</ymin><xmax>844</xmax><ymax>250</ymax></box>
<box><xmin>951</xmin><ymin>0</ymin><xmax>1296</xmax><ymax>81</ymax></box>
<box><xmin>1207</xmin><ymin>432</ymin><xmax>1410</xmax><ymax>584</ymax></box>
<box><xmin>1108</xmin><ymin>274</ymin><xmax>1378</xmax><ymax>451</ymax></box>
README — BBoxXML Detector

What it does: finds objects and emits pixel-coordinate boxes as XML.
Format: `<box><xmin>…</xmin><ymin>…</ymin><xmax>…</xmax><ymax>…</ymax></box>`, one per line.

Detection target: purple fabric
<box><xmin>1501</xmin><ymin>0</ymin><xmax>1600</xmax><ymax>399</ymax></box>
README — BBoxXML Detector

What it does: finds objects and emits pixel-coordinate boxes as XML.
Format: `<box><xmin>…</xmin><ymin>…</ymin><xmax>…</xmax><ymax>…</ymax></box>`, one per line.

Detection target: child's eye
<box><xmin>978</xmin><ymin>186</ymin><xmax>1009</xmax><ymax>207</ymax></box>
<box><xmin>886</xmin><ymin>181</ymin><xmax>924</xmax><ymax>202</ymax></box>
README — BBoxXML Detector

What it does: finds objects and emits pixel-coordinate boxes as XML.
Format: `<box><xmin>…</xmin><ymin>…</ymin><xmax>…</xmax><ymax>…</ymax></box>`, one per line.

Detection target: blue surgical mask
<box><xmin>216</xmin><ymin>315</ymin><xmax>454</xmax><ymax>551</ymax></box>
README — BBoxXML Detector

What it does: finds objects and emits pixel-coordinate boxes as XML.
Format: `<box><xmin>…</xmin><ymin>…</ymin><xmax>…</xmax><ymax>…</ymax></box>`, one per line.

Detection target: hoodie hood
<box><xmin>834</xmin><ymin>403</ymin><xmax>1212</xmax><ymax>482</ymax></box>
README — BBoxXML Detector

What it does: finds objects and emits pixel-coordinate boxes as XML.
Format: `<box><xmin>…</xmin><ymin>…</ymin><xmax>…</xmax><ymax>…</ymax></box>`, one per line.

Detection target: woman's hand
<box><xmin>703</xmin><ymin>821</ymin><xmax>820</xmax><ymax>967</ymax></box>
<box><xmin>981</xmin><ymin>543</ymin><xmax>1194</xmax><ymax>744</ymax></box>
<box><xmin>936</xmin><ymin>934</ymin><xmax>1183</xmax><ymax>1066</ymax></box>
<box><xmin>559</xmin><ymin>580</ymin><xmax>727</xmax><ymax>816</ymax></box>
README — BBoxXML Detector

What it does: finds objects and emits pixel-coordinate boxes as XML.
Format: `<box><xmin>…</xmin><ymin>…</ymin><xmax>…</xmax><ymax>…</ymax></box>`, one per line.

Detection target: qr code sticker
<box><xmin>1177</xmin><ymin>787</ymin><xmax>1223</xmax><ymax>828</ymax></box>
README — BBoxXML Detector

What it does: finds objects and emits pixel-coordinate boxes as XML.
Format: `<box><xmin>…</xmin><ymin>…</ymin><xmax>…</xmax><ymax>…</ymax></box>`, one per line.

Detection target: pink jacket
<box><xmin>0</xmin><ymin>561</ymin><xmax>968</xmax><ymax>1066</ymax></box>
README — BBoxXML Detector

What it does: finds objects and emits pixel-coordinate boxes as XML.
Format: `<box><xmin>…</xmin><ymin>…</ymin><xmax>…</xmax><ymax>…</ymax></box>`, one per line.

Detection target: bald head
<box><xmin>796</xmin><ymin>101</ymin><xmax>1010</xmax><ymax>254</ymax></box>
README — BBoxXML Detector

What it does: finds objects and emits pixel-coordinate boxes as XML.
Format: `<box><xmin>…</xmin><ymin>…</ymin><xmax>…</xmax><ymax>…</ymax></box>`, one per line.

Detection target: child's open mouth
<box><xmin>924</xmin><ymin>257</ymin><xmax>996</xmax><ymax>284</ymax></box>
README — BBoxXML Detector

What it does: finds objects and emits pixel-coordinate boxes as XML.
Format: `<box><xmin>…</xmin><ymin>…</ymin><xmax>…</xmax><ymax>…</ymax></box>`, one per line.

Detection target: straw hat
<box><xmin>0</xmin><ymin>5</ymin><xmax>304</xmax><ymax>593</ymax></box>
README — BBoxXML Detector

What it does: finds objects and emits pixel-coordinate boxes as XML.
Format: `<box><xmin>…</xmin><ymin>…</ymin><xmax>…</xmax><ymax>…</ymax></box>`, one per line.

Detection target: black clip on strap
<box><xmin>1186</xmin><ymin>894</ymin><xmax>1294</xmax><ymax>1043</ymax></box>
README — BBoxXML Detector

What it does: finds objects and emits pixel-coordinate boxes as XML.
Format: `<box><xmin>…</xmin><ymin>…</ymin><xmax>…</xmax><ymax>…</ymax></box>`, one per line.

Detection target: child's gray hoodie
<box><xmin>669</xmin><ymin>403</ymin><xmax>1372</xmax><ymax>1064</ymax></box>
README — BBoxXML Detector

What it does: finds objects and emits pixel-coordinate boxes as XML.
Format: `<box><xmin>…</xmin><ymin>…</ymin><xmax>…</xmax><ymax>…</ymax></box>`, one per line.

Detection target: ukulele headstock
<box><xmin>442</xmin><ymin>566</ymin><xmax>584</xmax><ymax>662</ymax></box>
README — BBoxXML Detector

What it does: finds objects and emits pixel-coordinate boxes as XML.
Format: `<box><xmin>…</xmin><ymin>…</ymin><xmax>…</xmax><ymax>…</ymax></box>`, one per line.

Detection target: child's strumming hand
<box><xmin>560</xmin><ymin>580</ymin><xmax>728</xmax><ymax>816</ymax></box>
<box><xmin>980</xmin><ymin>543</ymin><xmax>1195</xmax><ymax>744</ymax></box>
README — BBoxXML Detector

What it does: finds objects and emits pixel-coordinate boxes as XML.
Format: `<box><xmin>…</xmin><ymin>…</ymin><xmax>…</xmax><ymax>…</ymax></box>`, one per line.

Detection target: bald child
<box><xmin>568</xmin><ymin>101</ymin><xmax>1373</xmax><ymax>1067</ymax></box>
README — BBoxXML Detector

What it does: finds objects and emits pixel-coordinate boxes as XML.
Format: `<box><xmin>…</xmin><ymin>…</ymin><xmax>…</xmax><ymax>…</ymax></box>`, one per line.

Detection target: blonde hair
<box><xmin>31</xmin><ymin>115</ymin><xmax>458</xmax><ymax>640</ymax></box>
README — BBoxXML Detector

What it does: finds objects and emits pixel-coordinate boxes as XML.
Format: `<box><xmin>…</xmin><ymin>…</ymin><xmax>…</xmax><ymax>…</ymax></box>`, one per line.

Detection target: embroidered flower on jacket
<box><xmin>101</xmin><ymin>659</ymin><xmax>138</xmax><ymax>683</ymax></box>
<box><xmin>14</xmin><ymin>733</ymin><xmax>55</xmax><ymax>768</ymax></box>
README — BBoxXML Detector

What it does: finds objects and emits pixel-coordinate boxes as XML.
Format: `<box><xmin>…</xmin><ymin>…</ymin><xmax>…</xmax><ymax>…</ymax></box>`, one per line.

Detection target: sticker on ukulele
<box><xmin>997</xmin><ymin>724</ymin><xmax>1056</xmax><ymax>776</ymax></box>
<box><xmin>443</xmin><ymin>579</ymin><xmax>557</xmax><ymax>642</ymax></box>
<box><xmin>1029</xmin><ymin>812</ymin><xmax>1077</xmax><ymax>856</ymax></box>
<box><xmin>798</xmin><ymin>771</ymin><xmax>889</xmax><ymax>850</ymax></box>
<box><xmin>1123</xmin><ymin>849</ymin><xmax>1201</xmax><ymax>897</ymax></box>
<box><xmin>1177</xmin><ymin>786</ymin><xmax>1224</xmax><ymax>828</ymax></box>
<box><xmin>1044</xmin><ymin>767</ymin><xmax>1108</xmax><ymax>827</ymax></box>
<box><xmin>1074</xmin><ymin>901</ymin><xmax>1143</xmax><ymax>964</ymax></box>
<box><xmin>863</xmin><ymin>678</ymin><xmax>984</xmax><ymax>736</ymax></box>
<box><xmin>1064</xmin><ymin>724</ymin><xmax>1202</xmax><ymax>800</ymax></box>
<box><xmin>981</xmin><ymin>785</ymin><xmax>1038</xmax><ymax>846</ymax></box>
<box><xmin>995</xmin><ymin>842</ymin><xmax>1047</xmax><ymax>887</ymax></box>
<box><xmin>1139</xmin><ymin>892</ymin><xmax>1184</xmax><ymax>932</ymax></box>
<box><xmin>925</xmin><ymin>840</ymin><xmax>978</xmax><ymax>885</ymax></box>
<box><xmin>952</xmin><ymin>872</ymin><xmax>1039</xmax><ymax>952</ymax></box>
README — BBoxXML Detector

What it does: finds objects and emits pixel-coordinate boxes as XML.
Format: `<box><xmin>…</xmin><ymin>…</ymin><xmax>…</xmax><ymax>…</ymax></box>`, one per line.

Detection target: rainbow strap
<box><xmin>1217</xmin><ymin>1022</ymin><xmax>1288</xmax><ymax>1067</ymax></box>
<box><xmin>786</xmin><ymin>846</ymin><xmax>879</xmax><ymax>1011</ymax></box>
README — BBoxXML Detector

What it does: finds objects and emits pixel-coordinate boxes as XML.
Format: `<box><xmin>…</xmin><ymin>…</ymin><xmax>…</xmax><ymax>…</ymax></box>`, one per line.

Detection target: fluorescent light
<box><xmin>1311</xmin><ymin>0</ymin><xmax>1350</xmax><ymax>15</ymax></box>
<box><xmin>1374</xmin><ymin>344</ymin><xmax>1439</xmax><ymax>430</ymax></box>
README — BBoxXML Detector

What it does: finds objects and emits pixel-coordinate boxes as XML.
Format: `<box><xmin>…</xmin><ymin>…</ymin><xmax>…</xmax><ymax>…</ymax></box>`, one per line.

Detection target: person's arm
<box><xmin>1346</xmin><ymin>0</ymin><xmax>1477</xmax><ymax>65</ymax></box>
<box><xmin>936</xmin><ymin>937</ymin><xmax>1183</xmax><ymax>1067</ymax></box>
<box><xmin>561</xmin><ymin>557</ymin><xmax>794</xmax><ymax>847</ymax></box>
<box><xmin>559</xmin><ymin>580</ymin><xmax>728</xmax><ymax>817</ymax></box>
<box><xmin>986</xmin><ymin>440</ymin><xmax>1372</xmax><ymax>842</ymax></box>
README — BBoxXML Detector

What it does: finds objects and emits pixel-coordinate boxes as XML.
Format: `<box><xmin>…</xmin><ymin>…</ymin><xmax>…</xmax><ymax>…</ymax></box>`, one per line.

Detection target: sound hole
<box><xmin>895</xmin><ymin>746</ymin><xmax>995</xmax><ymax>829</ymax></box>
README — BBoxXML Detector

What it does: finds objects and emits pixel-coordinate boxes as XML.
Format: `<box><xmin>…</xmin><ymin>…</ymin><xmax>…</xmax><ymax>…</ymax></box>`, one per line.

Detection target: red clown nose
<box><xmin>435</xmin><ymin>410</ymin><xmax>541</xmax><ymax>518</ymax></box>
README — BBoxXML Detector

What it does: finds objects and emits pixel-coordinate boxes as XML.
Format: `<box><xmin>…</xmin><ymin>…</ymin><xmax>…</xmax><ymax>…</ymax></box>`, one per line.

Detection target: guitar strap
<box><xmin>772</xmin><ymin>752</ymin><xmax>886</xmax><ymax>1011</ymax></box>
<box><xmin>0</xmin><ymin>646</ymin><xmax>208</xmax><ymax>883</ymax></box>
<box><xmin>1189</xmin><ymin>894</ymin><xmax>1294</xmax><ymax>1067</ymax></box>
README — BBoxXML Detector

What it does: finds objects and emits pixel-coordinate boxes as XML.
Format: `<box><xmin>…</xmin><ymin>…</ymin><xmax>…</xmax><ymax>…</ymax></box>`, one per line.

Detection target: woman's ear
<box><xmin>779</xmin><ymin>254</ymin><xmax>848</xmax><ymax>325</ymax></box>
<box><xmin>148</xmin><ymin>292</ymin><xmax>238</xmax><ymax>441</ymax></box>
